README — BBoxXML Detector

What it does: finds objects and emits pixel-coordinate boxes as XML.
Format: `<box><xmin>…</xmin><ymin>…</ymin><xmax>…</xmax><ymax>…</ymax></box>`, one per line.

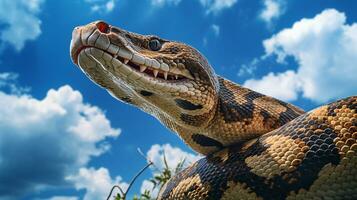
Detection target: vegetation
<box><xmin>106</xmin><ymin>149</ymin><xmax>186</xmax><ymax>200</ymax></box>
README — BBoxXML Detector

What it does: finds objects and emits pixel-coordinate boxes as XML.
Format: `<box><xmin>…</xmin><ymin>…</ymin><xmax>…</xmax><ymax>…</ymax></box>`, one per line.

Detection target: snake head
<box><xmin>70</xmin><ymin>21</ymin><xmax>219</xmax><ymax>129</ymax></box>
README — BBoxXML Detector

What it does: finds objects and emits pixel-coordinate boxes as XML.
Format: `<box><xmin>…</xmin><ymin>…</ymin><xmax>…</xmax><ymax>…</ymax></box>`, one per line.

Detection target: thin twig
<box><xmin>106</xmin><ymin>148</ymin><xmax>154</xmax><ymax>200</ymax></box>
<box><xmin>123</xmin><ymin>161</ymin><xmax>153</xmax><ymax>199</ymax></box>
<box><xmin>106</xmin><ymin>161</ymin><xmax>153</xmax><ymax>200</ymax></box>
<box><xmin>106</xmin><ymin>185</ymin><xmax>124</xmax><ymax>200</ymax></box>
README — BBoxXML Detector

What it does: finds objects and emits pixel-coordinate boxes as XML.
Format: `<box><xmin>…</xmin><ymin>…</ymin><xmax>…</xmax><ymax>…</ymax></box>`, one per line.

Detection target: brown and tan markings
<box><xmin>70</xmin><ymin>21</ymin><xmax>357</xmax><ymax>199</ymax></box>
<box><xmin>221</xmin><ymin>181</ymin><xmax>262</xmax><ymax>200</ymax></box>
<box><xmin>204</xmin><ymin>77</ymin><xmax>304</xmax><ymax>147</ymax></box>
<box><xmin>159</xmin><ymin>97</ymin><xmax>356</xmax><ymax>199</ymax></box>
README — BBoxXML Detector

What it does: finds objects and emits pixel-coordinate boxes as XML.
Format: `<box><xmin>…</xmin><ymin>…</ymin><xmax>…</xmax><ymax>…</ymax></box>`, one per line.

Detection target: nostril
<box><xmin>96</xmin><ymin>21</ymin><xmax>110</xmax><ymax>33</ymax></box>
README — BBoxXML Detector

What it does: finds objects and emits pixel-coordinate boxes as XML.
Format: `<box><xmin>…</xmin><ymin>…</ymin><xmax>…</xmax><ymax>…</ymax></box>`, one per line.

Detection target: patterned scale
<box><xmin>159</xmin><ymin>96</ymin><xmax>357</xmax><ymax>200</ymax></box>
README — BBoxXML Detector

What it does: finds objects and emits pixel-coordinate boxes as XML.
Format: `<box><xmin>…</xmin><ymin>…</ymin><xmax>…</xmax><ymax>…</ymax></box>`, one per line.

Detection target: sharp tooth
<box><xmin>153</xmin><ymin>70</ymin><xmax>159</xmax><ymax>77</ymax></box>
<box><xmin>114</xmin><ymin>54</ymin><xmax>118</xmax><ymax>59</ymax></box>
<box><xmin>124</xmin><ymin>59</ymin><xmax>129</xmax><ymax>64</ymax></box>
<box><xmin>140</xmin><ymin>65</ymin><xmax>147</xmax><ymax>72</ymax></box>
<box><xmin>164</xmin><ymin>72</ymin><xmax>168</xmax><ymax>80</ymax></box>
<box><xmin>182</xmin><ymin>69</ymin><xmax>194</xmax><ymax>80</ymax></box>
<box><xmin>175</xmin><ymin>75</ymin><xmax>179</xmax><ymax>79</ymax></box>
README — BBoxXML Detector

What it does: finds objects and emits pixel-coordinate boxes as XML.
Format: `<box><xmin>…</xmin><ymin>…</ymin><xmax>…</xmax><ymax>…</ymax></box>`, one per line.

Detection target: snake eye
<box><xmin>149</xmin><ymin>39</ymin><xmax>161</xmax><ymax>51</ymax></box>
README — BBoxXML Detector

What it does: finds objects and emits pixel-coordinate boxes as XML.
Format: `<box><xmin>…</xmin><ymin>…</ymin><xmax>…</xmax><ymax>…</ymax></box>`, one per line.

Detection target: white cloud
<box><xmin>0</xmin><ymin>72</ymin><xmax>17</xmax><ymax>85</ymax></box>
<box><xmin>85</xmin><ymin>0</ymin><xmax>116</xmax><ymax>13</ymax></box>
<box><xmin>67</xmin><ymin>167</ymin><xmax>128</xmax><ymax>200</ymax></box>
<box><xmin>199</xmin><ymin>0</ymin><xmax>237</xmax><ymax>14</ymax></box>
<box><xmin>244</xmin><ymin>9</ymin><xmax>357</xmax><ymax>103</ymax></box>
<box><xmin>259</xmin><ymin>0</ymin><xmax>285</xmax><ymax>25</ymax></box>
<box><xmin>211</xmin><ymin>24</ymin><xmax>220</xmax><ymax>37</ymax></box>
<box><xmin>244</xmin><ymin>70</ymin><xmax>301</xmax><ymax>101</ymax></box>
<box><xmin>0</xmin><ymin>80</ymin><xmax>120</xmax><ymax>199</ymax></box>
<box><xmin>150</xmin><ymin>0</ymin><xmax>237</xmax><ymax>14</ymax></box>
<box><xmin>0</xmin><ymin>72</ymin><xmax>30</xmax><ymax>95</ymax></box>
<box><xmin>238</xmin><ymin>58</ymin><xmax>258</xmax><ymax>77</ymax></box>
<box><xmin>150</xmin><ymin>0</ymin><xmax>181</xmax><ymax>7</ymax></box>
<box><xmin>146</xmin><ymin>144</ymin><xmax>200</xmax><ymax>171</ymax></box>
<box><xmin>0</xmin><ymin>0</ymin><xmax>44</xmax><ymax>51</ymax></box>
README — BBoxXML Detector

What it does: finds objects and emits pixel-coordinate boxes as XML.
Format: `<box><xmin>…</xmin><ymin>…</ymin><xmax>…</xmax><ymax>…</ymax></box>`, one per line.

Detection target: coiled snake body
<box><xmin>70</xmin><ymin>21</ymin><xmax>357</xmax><ymax>199</ymax></box>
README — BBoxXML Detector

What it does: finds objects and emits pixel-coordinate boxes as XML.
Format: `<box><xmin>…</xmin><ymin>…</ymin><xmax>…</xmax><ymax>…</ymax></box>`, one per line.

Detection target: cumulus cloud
<box><xmin>150</xmin><ymin>0</ymin><xmax>182</xmax><ymax>7</ymax></box>
<box><xmin>0</xmin><ymin>72</ymin><xmax>30</xmax><ymax>94</ymax></box>
<box><xmin>140</xmin><ymin>144</ymin><xmax>201</xmax><ymax>198</ymax></box>
<box><xmin>244</xmin><ymin>9</ymin><xmax>357</xmax><ymax>103</ymax></box>
<box><xmin>146</xmin><ymin>144</ymin><xmax>200</xmax><ymax>170</ymax></box>
<box><xmin>199</xmin><ymin>0</ymin><xmax>237</xmax><ymax>14</ymax></box>
<box><xmin>0</xmin><ymin>0</ymin><xmax>44</xmax><ymax>51</ymax></box>
<box><xmin>244</xmin><ymin>70</ymin><xmax>301</xmax><ymax>101</ymax></box>
<box><xmin>0</xmin><ymin>80</ymin><xmax>120</xmax><ymax>199</ymax></box>
<box><xmin>150</xmin><ymin>0</ymin><xmax>237</xmax><ymax>14</ymax></box>
<box><xmin>259</xmin><ymin>0</ymin><xmax>286</xmax><ymax>25</ymax></box>
<box><xmin>85</xmin><ymin>0</ymin><xmax>116</xmax><ymax>13</ymax></box>
<box><xmin>67</xmin><ymin>167</ymin><xmax>128</xmax><ymax>200</ymax></box>
<box><xmin>0</xmin><ymin>72</ymin><xmax>18</xmax><ymax>86</ymax></box>
<box><xmin>238</xmin><ymin>58</ymin><xmax>259</xmax><ymax>77</ymax></box>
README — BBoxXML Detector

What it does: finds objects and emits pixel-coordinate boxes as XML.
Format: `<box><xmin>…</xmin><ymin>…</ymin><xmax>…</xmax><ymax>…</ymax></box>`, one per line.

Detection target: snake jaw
<box><xmin>82</xmin><ymin>47</ymin><xmax>195</xmax><ymax>96</ymax></box>
<box><xmin>71</xmin><ymin>25</ymin><xmax>198</xmax><ymax>94</ymax></box>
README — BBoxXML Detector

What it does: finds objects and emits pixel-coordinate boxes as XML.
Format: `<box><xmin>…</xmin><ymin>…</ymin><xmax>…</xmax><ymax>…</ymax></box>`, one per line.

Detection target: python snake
<box><xmin>70</xmin><ymin>21</ymin><xmax>357</xmax><ymax>199</ymax></box>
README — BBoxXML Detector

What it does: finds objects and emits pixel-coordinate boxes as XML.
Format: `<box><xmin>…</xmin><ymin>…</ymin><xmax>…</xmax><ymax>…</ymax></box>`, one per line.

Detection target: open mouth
<box><xmin>75</xmin><ymin>46</ymin><xmax>190</xmax><ymax>81</ymax></box>
<box><xmin>115</xmin><ymin>55</ymin><xmax>187</xmax><ymax>81</ymax></box>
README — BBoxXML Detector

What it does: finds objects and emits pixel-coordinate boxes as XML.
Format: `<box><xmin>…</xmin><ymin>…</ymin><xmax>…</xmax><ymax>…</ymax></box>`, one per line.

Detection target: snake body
<box><xmin>70</xmin><ymin>21</ymin><xmax>357</xmax><ymax>199</ymax></box>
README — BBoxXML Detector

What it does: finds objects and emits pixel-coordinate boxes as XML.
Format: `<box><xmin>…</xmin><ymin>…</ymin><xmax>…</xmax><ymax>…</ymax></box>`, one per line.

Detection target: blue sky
<box><xmin>0</xmin><ymin>0</ymin><xmax>357</xmax><ymax>199</ymax></box>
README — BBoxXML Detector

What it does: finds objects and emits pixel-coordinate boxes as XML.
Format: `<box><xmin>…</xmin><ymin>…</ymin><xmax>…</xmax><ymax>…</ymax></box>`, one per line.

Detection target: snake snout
<box><xmin>70</xmin><ymin>26</ymin><xmax>82</xmax><ymax>65</ymax></box>
<box><xmin>70</xmin><ymin>20</ymin><xmax>111</xmax><ymax>65</ymax></box>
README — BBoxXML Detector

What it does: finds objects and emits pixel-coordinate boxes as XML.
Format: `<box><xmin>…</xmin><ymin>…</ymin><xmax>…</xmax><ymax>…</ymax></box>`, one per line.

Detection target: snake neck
<box><xmin>170</xmin><ymin>76</ymin><xmax>305</xmax><ymax>155</ymax></box>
